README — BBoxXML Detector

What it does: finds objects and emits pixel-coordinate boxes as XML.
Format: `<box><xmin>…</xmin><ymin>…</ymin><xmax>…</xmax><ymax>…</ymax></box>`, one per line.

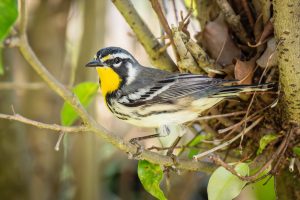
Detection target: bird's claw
<box><xmin>128</xmin><ymin>138</ymin><xmax>144</xmax><ymax>159</ymax></box>
<box><xmin>167</xmin><ymin>152</ymin><xmax>179</xmax><ymax>166</ymax></box>
<box><xmin>163</xmin><ymin>153</ymin><xmax>180</xmax><ymax>174</ymax></box>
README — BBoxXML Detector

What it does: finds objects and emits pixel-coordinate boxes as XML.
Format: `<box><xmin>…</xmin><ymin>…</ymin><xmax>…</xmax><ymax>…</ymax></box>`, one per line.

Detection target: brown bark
<box><xmin>274</xmin><ymin>0</ymin><xmax>300</xmax><ymax>124</ymax></box>
<box><xmin>273</xmin><ymin>0</ymin><xmax>300</xmax><ymax>198</ymax></box>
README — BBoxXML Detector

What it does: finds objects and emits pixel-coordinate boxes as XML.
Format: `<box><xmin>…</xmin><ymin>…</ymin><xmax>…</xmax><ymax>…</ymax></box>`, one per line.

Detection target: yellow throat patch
<box><xmin>96</xmin><ymin>67</ymin><xmax>121</xmax><ymax>97</ymax></box>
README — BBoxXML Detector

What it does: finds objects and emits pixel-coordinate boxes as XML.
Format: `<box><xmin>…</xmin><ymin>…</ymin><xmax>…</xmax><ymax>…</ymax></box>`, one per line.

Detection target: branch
<box><xmin>216</xmin><ymin>0</ymin><xmax>250</xmax><ymax>43</ymax></box>
<box><xmin>14</xmin><ymin>0</ymin><xmax>213</xmax><ymax>173</ymax></box>
<box><xmin>0</xmin><ymin>113</ymin><xmax>88</xmax><ymax>132</ymax></box>
<box><xmin>209</xmin><ymin>126</ymin><xmax>293</xmax><ymax>182</ymax></box>
<box><xmin>172</xmin><ymin>27</ymin><xmax>202</xmax><ymax>73</ymax></box>
<box><xmin>193</xmin><ymin>116</ymin><xmax>264</xmax><ymax>160</ymax></box>
<box><xmin>274</xmin><ymin>0</ymin><xmax>300</xmax><ymax>124</ymax></box>
<box><xmin>0</xmin><ymin>82</ymin><xmax>44</xmax><ymax>90</ymax></box>
<box><xmin>149</xmin><ymin>0</ymin><xmax>178</xmax><ymax>60</ymax></box>
<box><xmin>111</xmin><ymin>0</ymin><xmax>177</xmax><ymax>72</ymax></box>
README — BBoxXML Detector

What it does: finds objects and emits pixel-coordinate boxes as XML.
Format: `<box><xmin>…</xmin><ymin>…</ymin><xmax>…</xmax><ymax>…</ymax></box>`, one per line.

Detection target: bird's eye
<box><xmin>114</xmin><ymin>57</ymin><xmax>121</xmax><ymax>64</ymax></box>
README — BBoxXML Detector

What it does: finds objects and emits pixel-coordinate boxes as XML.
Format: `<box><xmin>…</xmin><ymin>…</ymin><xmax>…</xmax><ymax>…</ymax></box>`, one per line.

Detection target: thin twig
<box><xmin>1</xmin><ymin>36</ymin><xmax>20</xmax><ymax>48</ymax></box>
<box><xmin>55</xmin><ymin>132</ymin><xmax>65</xmax><ymax>151</ymax></box>
<box><xmin>242</xmin><ymin>40</ymin><xmax>281</xmax><ymax>143</ymax></box>
<box><xmin>171</xmin><ymin>0</ymin><xmax>178</xmax><ymax>23</ymax></box>
<box><xmin>150</xmin><ymin>0</ymin><xmax>179</xmax><ymax>60</ymax></box>
<box><xmin>210</xmin><ymin>127</ymin><xmax>293</xmax><ymax>182</ymax></box>
<box><xmin>215</xmin><ymin>33</ymin><xmax>228</xmax><ymax>64</ymax></box>
<box><xmin>218</xmin><ymin>113</ymin><xmax>258</xmax><ymax>134</ymax></box>
<box><xmin>219</xmin><ymin>97</ymin><xmax>277</xmax><ymax>134</ymax></box>
<box><xmin>193</xmin><ymin>116</ymin><xmax>264</xmax><ymax>160</ymax></box>
<box><xmin>112</xmin><ymin>0</ymin><xmax>176</xmax><ymax>71</ymax></box>
<box><xmin>241</xmin><ymin>0</ymin><xmax>254</xmax><ymax>28</ymax></box>
<box><xmin>0</xmin><ymin>82</ymin><xmax>45</xmax><ymax>90</ymax></box>
<box><xmin>197</xmin><ymin>111</ymin><xmax>246</xmax><ymax>121</ymax></box>
<box><xmin>19</xmin><ymin>0</ymin><xmax>27</xmax><ymax>36</ymax></box>
<box><xmin>0</xmin><ymin>113</ymin><xmax>88</xmax><ymax>132</ymax></box>
<box><xmin>216</xmin><ymin>0</ymin><xmax>250</xmax><ymax>43</ymax></box>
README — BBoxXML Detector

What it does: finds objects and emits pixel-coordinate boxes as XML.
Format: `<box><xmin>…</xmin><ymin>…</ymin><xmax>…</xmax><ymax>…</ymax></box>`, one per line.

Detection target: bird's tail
<box><xmin>213</xmin><ymin>82</ymin><xmax>276</xmax><ymax>98</ymax></box>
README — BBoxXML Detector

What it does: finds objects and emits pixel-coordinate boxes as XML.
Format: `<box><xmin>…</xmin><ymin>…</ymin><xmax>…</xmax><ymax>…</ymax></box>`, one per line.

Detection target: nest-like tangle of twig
<box><xmin>153</xmin><ymin>0</ymin><xmax>300</xmax><ymax>179</ymax></box>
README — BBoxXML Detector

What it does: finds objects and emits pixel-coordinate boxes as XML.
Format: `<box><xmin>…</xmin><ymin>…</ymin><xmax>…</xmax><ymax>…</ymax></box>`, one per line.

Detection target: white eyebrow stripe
<box><xmin>112</xmin><ymin>53</ymin><xmax>134</xmax><ymax>60</ymax></box>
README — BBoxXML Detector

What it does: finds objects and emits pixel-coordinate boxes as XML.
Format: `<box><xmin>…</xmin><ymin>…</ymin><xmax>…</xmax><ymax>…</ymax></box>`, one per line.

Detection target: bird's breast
<box><xmin>96</xmin><ymin>67</ymin><xmax>121</xmax><ymax>97</ymax></box>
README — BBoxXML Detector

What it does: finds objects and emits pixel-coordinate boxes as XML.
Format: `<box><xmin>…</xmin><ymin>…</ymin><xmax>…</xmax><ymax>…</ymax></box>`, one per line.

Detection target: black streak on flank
<box><xmin>133</xmin><ymin>109</ymin><xmax>180</xmax><ymax>117</ymax></box>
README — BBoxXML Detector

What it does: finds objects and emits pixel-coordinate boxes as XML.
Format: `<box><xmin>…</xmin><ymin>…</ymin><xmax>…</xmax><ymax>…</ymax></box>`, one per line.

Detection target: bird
<box><xmin>85</xmin><ymin>47</ymin><xmax>273</xmax><ymax>142</ymax></box>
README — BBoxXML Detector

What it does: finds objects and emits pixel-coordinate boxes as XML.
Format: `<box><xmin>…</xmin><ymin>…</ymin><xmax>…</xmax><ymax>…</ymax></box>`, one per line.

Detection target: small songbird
<box><xmin>86</xmin><ymin>47</ymin><xmax>273</xmax><ymax>140</ymax></box>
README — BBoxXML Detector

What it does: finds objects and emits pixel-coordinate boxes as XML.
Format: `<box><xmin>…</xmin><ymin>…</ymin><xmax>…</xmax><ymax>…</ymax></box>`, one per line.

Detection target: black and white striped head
<box><xmin>86</xmin><ymin>47</ymin><xmax>140</xmax><ymax>86</ymax></box>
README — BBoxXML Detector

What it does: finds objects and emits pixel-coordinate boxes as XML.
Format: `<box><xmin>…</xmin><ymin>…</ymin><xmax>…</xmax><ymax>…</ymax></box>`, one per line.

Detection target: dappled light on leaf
<box><xmin>138</xmin><ymin>160</ymin><xmax>166</xmax><ymax>200</ymax></box>
<box><xmin>257</xmin><ymin>134</ymin><xmax>279</xmax><ymax>155</ymax></box>
<box><xmin>207</xmin><ymin>163</ymin><xmax>249</xmax><ymax>200</ymax></box>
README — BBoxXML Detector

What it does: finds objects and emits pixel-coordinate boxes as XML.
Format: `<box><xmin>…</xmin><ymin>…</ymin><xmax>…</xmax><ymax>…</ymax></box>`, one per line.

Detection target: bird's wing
<box><xmin>118</xmin><ymin>73</ymin><xmax>234</xmax><ymax>106</ymax></box>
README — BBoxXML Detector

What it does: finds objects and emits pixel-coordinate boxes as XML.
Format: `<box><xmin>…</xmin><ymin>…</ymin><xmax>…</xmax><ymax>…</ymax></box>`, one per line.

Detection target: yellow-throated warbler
<box><xmin>86</xmin><ymin>47</ymin><xmax>273</xmax><ymax>137</ymax></box>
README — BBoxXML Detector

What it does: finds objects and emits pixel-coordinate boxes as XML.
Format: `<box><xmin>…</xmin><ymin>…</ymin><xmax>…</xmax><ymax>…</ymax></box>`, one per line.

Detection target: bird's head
<box><xmin>86</xmin><ymin>47</ymin><xmax>139</xmax><ymax>96</ymax></box>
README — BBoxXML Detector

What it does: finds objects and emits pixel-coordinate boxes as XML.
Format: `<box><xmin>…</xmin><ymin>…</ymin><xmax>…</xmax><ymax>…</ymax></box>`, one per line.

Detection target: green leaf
<box><xmin>60</xmin><ymin>82</ymin><xmax>98</xmax><ymax>126</ymax></box>
<box><xmin>0</xmin><ymin>0</ymin><xmax>18</xmax><ymax>42</ymax></box>
<box><xmin>207</xmin><ymin>163</ymin><xmax>249</xmax><ymax>200</ymax></box>
<box><xmin>293</xmin><ymin>146</ymin><xmax>300</xmax><ymax>157</ymax></box>
<box><xmin>187</xmin><ymin>134</ymin><xmax>206</xmax><ymax>158</ymax></box>
<box><xmin>138</xmin><ymin>160</ymin><xmax>167</xmax><ymax>200</ymax></box>
<box><xmin>252</xmin><ymin>175</ymin><xmax>275</xmax><ymax>200</ymax></box>
<box><xmin>0</xmin><ymin>0</ymin><xmax>18</xmax><ymax>75</ymax></box>
<box><xmin>244</xmin><ymin>167</ymin><xmax>275</xmax><ymax>200</ymax></box>
<box><xmin>257</xmin><ymin>134</ymin><xmax>279</xmax><ymax>155</ymax></box>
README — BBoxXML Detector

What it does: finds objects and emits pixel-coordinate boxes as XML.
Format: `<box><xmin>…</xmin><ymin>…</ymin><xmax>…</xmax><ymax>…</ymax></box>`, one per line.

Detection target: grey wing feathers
<box><xmin>118</xmin><ymin>73</ymin><xmax>235</xmax><ymax>105</ymax></box>
<box><xmin>157</xmin><ymin>74</ymin><xmax>233</xmax><ymax>99</ymax></box>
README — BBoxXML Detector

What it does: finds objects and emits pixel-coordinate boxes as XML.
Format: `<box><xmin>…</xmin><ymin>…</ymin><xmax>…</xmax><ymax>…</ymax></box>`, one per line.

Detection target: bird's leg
<box><xmin>129</xmin><ymin>125</ymin><xmax>171</xmax><ymax>157</ymax></box>
<box><xmin>166</xmin><ymin>136</ymin><xmax>182</xmax><ymax>157</ymax></box>
<box><xmin>129</xmin><ymin>133</ymin><xmax>161</xmax><ymax>145</ymax></box>
<box><xmin>164</xmin><ymin>125</ymin><xmax>186</xmax><ymax>166</ymax></box>
<box><xmin>129</xmin><ymin>134</ymin><xmax>160</xmax><ymax>157</ymax></box>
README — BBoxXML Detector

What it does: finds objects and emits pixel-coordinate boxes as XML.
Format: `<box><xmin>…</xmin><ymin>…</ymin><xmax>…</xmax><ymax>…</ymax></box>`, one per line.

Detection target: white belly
<box><xmin>126</xmin><ymin>110</ymin><xmax>198</xmax><ymax>127</ymax></box>
<box><xmin>109</xmin><ymin>97</ymin><xmax>224</xmax><ymax>128</ymax></box>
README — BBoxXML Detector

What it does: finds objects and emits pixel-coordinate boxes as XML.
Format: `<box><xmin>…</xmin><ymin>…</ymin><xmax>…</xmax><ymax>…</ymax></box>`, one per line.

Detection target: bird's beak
<box><xmin>85</xmin><ymin>59</ymin><xmax>104</xmax><ymax>67</ymax></box>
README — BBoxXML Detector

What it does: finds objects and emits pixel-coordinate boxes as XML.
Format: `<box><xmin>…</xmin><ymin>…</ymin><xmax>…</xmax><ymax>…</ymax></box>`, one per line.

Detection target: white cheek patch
<box><xmin>126</xmin><ymin>62</ymin><xmax>137</xmax><ymax>85</ymax></box>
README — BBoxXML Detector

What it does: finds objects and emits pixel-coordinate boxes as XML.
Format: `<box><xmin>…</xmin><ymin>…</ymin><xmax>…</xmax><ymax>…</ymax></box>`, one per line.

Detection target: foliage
<box><xmin>188</xmin><ymin>134</ymin><xmax>207</xmax><ymax>158</ymax></box>
<box><xmin>0</xmin><ymin>0</ymin><xmax>18</xmax><ymax>75</ymax></box>
<box><xmin>251</xmin><ymin>176</ymin><xmax>275</xmax><ymax>200</ymax></box>
<box><xmin>257</xmin><ymin>134</ymin><xmax>279</xmax><ymax>155</ymax></box>
<box><xmin>138</xmin><ymin>160</ymin><xmax>166</xmax><ymax>200</ymax></box>
<box><xmin>293</xmin><ymin>146</ymin><xmax>300</xmax><ymax>157</ymax></box>
<box><xmin>61</xmin><ymin>82</ymin><xmax>98</xmax><ymax>126</ymax></box>
<box><xmin>207</xmin><ymin>163</ymin><xmax>249</xmax><ymax>200</ymax></box>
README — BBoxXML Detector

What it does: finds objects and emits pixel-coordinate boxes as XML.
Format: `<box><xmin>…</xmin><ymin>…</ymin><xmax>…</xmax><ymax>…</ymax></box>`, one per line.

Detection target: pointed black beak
<box><xmin>85</xmin><ymin>59</ymin><xmax>104</xmax><ymax>67</ymax></box>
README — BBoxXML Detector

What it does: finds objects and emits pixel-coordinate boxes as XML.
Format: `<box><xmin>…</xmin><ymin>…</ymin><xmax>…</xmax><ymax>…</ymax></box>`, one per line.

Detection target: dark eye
<box><xmin>114</xmin><ymin>57</ymin><xmax>121</xmax><ymax>64</ymax></box>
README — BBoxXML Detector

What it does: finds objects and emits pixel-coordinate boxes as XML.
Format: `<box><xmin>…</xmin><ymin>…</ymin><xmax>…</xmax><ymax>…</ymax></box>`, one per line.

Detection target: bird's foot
<box><xmin>128</xmin><ymin>138</ymin><xmax>144</xmax><ymax>159</ymax></box>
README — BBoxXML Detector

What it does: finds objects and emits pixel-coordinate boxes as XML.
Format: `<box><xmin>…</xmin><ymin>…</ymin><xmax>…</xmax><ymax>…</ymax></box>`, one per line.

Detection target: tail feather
<box><xmin>213</xmin><ymin>82</ymin><xmax>276</xmax><ymax>98</ymax></box>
